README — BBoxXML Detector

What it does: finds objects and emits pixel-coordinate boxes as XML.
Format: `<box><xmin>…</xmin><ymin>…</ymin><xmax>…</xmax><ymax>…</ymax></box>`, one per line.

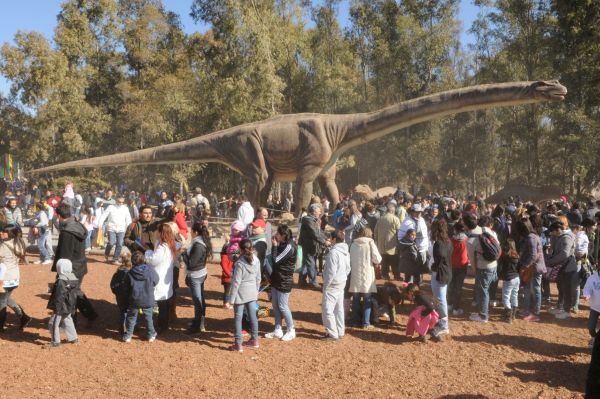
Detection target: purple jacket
<box><xmin>519</xmin><ymin>233</ymin><xmax>546</xmax><ymax>274</ymax></box>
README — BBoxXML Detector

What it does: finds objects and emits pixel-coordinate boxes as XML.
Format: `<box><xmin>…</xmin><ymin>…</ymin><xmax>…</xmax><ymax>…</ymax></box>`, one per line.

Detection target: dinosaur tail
<box><xmin>29</xmin><ymin>136</ymin><xmax>221</xmax><ymax>174</ymax></box>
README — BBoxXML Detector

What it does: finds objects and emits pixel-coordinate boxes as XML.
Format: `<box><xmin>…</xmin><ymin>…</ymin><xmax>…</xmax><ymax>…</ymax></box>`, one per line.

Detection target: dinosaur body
<box><xmin>31</xmin><ymin>81</ymin><xmax>566</xmax><ymax>211</ymax></box>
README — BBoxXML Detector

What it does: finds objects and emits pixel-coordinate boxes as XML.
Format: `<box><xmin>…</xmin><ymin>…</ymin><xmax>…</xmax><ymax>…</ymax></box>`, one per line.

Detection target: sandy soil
<box><xmin>0</xmin><ymin>256</ymin><xmax>590</xmax><ymax>398</ymax></box>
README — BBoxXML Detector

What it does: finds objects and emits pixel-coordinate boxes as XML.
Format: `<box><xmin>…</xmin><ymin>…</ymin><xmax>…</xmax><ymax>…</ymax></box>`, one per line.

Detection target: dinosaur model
<box><xmin>31</xmin><ymin>80</ymin><xmax>566</xmax><ymax>211</ymax></box>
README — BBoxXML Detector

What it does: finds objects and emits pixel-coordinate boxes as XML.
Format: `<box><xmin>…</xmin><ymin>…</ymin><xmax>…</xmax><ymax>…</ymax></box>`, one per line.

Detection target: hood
<box><xmin>56</xmin><ymin>258</ymin><xmax>78</xmax><ymax>280</ymax></box>
<box><xmin>60</xmin><ymin>217</ymin><xmax>87</xmax><ymax>239</ymax></box>
<box><xmin>452</xmin><ymin>232</ymin><xmax>467</xmax><ymax>241</ymax></box>
<box><xmin>399</xmin><ymin>236</ymin><xmax>416</xmax><ymax>247</ymax></box>
<box><xmin>352</xmin><ymin>237</ymin><xmax>372</xmax><ymax>246</ymax></box>
<box><xmin>130</xmin><ymin>264</ymin><xmax>150</xmax><ymax>281</ymax></box>
<box><xmin>331</xmin><ymin>242</ymin><xmax>349</xmax><ymax>256</ymax></box>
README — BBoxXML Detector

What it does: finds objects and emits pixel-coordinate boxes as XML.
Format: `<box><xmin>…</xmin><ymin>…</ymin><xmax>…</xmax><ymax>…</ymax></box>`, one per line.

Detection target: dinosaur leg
<box><xmin>294</xmin><ymin>167</ymin><xmax>321</xmax><ymax>215</ymax></box>
<box><xmin>258</xmin><ymin>173</ymin><xmax>275</xmax><ymax>207</ymax></box>
<box><xmin>317</xmin><ymin>165</ymin><xmax>340</xmax><ymax>206</ymax></box>
<box><xmin>241</xmin><ymin>136</ymin><xmax>270</xmax><ymax>208</ymax></box>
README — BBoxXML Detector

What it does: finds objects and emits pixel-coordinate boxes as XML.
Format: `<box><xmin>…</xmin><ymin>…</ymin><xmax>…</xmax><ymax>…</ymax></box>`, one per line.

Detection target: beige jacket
<box><xmin>374</xmin><ymin>213</ymin><xmax>401</xmax><ymax>255</ymax></box>
<box><xmin>348</xmin><ymin>237</ymin><xmax>382</xmax><ymax>294</ymax></box>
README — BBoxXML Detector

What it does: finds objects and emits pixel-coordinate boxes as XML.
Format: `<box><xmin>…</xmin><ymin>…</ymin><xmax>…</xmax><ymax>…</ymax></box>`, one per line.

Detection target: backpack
<box><xmin>477</xmin><ymin>231</ymin><xmax>502</xmax><ymax>262</ymax></box>
<box><xmin>451</xmin><ymin>237</ymin><xmax>468</xmax><ymax>268</ymax></box>
<box><xmin>74</xmin><ymin>195</ymin><xmax>82</xmax><ymax>208</ymax></box>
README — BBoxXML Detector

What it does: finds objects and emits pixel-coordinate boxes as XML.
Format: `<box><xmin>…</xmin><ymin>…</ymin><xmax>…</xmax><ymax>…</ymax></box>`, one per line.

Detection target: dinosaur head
<box><xmin>529</xmin><ymin>80</ymin><xmax>567</xmax><ymax>101</ymax></box>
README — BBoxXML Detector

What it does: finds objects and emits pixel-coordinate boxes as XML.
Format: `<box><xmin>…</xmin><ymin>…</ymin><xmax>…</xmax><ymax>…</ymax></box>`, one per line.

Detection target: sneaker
<box><xmin>452</xmin><ymin>308</ymin><xmax>464</xmax><ymax>316</ymax></box>
<box><xmin>589</xmin><ymin>337</ymin><xmax>596</xmax><ymax>349</ymax></box>
<box><xmin>33</xmin><ymin>260</ymin><xmax>42</xmax><ymax>265</ymax></box>
<box><xmin>490</xmin><ymin>301</ymin><xmax>498</xmax><ymax>308</ymax></box>
<box><xmin>361</xmin><ymin>324</ymin><xmax>374</xmax><ymax>330</ymax></box>
<box><xmin>230</xmin><ymin>343</ymin><xmax>244</xmax><ymax>353</ymax></box>
<box><xmin>48</xmin><ymin>342</ymin><xmax>61</xmax><ymax>349</ymax></box>
<box><xmin>148</xmin><ymin>334</ymin><xmax>157</xmax><ymax>343</ymax></box>
<box><xmin>320</xmin><ymin>334</ymin><xmax>338</xmax><ymax>341</ymax></box>
<box><xmin>241</xmin><ymin>330</ymin><xmax>249</xmax><ymax>337</ymax></box>
<box><xmin>523</xmin><ymin>314</ymin><xmax>540</xmax><ymax>322</ymax></box>
<box><xmin>123</xmin><ymin>336</ymin><xmax>132</xmax><ymax>343</ymax></box>
<box><xmin>19</xmin><ymin>314</ymin><xmax>32</xmax><ymax>330</ymax></box>
<box><xmin>548</xmin><ymin>307</ymin><xmax>562</xmax><ymax>315</ymax></box>
<box><xmin>431</xmin><ymin>326</ymin><xmax>450</xmax><ymax>339</ymax></box>
<box><xmin>112</xmin><ymin>260</ymin><xmax>122</xmax><ymax>265</ymax></box>
<box><xmin>68</xmin><ymin>339</ymin><xmax>79</xmax><ymax>345</ymax></box>
<box><xmin>281</xmin><ymin>329</ymin><xmax>296</xmax><ymax>342</ymax></box>
<box><xmin>555</xmin><ymin>310</ymin><xmax>571</xmax><ymax>320</ymax></box>
<box><xmin>242</xmin><ymin>339</ymin><xmax>260</xmax><ymax>349</ymax></box>
<box><xmin>418</xmin><ymin>334</ymin><xmax>429</xmax><ymax>342</ymax></box>
<box><xmin>469</xmin><ymin>313</ymin><xmax>488</xmax><ymax>323</ymax></box>
<box><xmin>265</xmin><ymin>328</ymin><xmax>284</xmax><ymax>339</ymax></box>
<box><xmin>42</xmin><ymin>259</ymin><xmax>52</xmax><ymax>265</ymax></box>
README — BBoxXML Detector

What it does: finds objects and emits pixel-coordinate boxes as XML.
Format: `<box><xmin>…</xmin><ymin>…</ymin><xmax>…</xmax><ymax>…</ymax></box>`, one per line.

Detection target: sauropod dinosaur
<box><xmin>31</xmin><ymin>80</ymin><xmax>566</xmax><ymax>211</ymax></box>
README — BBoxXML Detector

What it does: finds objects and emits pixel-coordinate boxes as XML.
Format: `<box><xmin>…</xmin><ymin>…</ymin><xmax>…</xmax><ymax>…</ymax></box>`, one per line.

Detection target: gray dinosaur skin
<box><xmin>31</xmin><ymin>80</ymin><xmax>566</xmax><ymax>211</ymax></box>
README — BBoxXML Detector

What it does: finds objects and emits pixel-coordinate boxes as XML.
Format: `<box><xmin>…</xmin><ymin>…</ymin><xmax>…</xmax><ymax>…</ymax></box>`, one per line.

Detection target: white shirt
<box><xmin>397</xmin><ymin>215</ymin><xmax>429</xmax><ymax>252</ymax></box>
<box><xmin>237</xmin><ymin>201</ymin><xmax>254</xmax><ymax>227</ymax></box>
<box><xmin>145</xmin><ymin>243</ymin><xmax>174</xmax><ymax>301</ymax></box>
<box><xmin>576</xmin><ymin>230</ymin><xmax>589</xmax><ymax>257</ymax></box>
<box><xmin>584</xmin><ymin>272</ymin><xmax>600</xmax><ymax>313</ymax></box>
<box><xmin>97</xmin><ymin>204</ymin><xmax>132</xmax><ymax>233</ymax></box>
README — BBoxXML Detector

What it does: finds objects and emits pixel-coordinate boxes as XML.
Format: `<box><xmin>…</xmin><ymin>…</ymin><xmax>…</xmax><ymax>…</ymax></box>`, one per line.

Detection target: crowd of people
<box><xmin>1</xmin><ymin>180</ymin><xmax>600</xmax><ymax>364</ymax></box>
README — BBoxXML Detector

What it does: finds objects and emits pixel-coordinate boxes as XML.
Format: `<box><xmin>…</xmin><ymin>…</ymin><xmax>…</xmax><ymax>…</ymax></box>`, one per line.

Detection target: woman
<box><xmin>430</xmin><ymin>219</ymin><xmax>452</xmax><ymax>340</ymax></box>
<box><xmin>33</xmin><ymin>201</ymin><xmax>53</xmax><ymax>264</ymax></box>
<box><xmin>144</xmin><ymin>223</ymin><xmax>176</xmax><ymax>333</ymax></box>
<box><xmin>0</xmin><ymin>223</ymin><xmax>31</xmax><ymax>332</ymax></box>
<box><xmin>79</xmin><ymin>206</ymin><xmax>95</xmax><ymax>253</ymax></box>
<box><xmin>515</xmin><ymin>219</ymin><xmax>546</xmax><ymax>322</ymax></box>
<box><xmin>265</xmin><ymin>224</ymin><xmax>297</xmax><ymax>342</ymax></box>
<box><xmin>348</xmin><ymin>223</ymin><xmax>382</xmax><ymax>329</ymax></box>
<box><xmin>184</xmin><ymin>222</ymin><xmax>212</xmax><ymax>334</ymax></box>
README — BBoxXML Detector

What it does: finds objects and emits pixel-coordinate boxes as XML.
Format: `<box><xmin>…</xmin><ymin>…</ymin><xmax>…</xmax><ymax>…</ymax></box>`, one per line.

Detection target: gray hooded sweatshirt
<box><xmin>323</xmin><ymin>243</ymin><xmax>351</xmax><ymax>291</ymax></box>
<box><xmin>546</xmin><ymin>229</ymin><xmax>577</xmax><ymax>273</ymax></box>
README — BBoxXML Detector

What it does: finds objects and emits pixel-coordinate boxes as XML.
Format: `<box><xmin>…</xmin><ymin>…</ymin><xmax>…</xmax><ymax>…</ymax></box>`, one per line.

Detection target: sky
<box><xmin>0</xmin><ymin>0</ymin><xmax>480</xmax><ymax>96</ymax></box>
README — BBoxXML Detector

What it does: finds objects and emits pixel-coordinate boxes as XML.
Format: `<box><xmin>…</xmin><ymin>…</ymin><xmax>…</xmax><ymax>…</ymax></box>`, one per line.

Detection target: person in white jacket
<box><xmin>236</xmin><ymin>194</ymin><xmax>254</xmax><ymax>228</ymax></box>
<box><xmin>321</xmin><ymin>230</ymin><xmax>351</xmax><ymax>340</ymax></box>
<box><xmin>97</xmin><ymin>195</ymin><xmax>132</xmax><ymax>264</ymax></box>
<box><xmin>583</xmin><ymin>269</ymin><xmax>600</xmax><ymax>347</ymax></box>
<box><xmin>349</xmin><ymin>223</ymin><xmax>382</xmax><ymax>329</ymax></box>
<box><xmin>144</xmin><ymin>223</ymin><xmax>176</xmax><ymax>334</ymax></box>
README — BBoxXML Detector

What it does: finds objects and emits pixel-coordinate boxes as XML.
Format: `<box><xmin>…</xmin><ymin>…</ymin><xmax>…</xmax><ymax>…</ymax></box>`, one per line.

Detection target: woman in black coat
<box><xmin>183</xmin><ymin>222</ymin><xmax>212</xmax><ymax>334</ymax></box>
<box><xmin>265</xmin><ymin>224</ymin><xmax>297</xmax><ymax>341</ymax></box>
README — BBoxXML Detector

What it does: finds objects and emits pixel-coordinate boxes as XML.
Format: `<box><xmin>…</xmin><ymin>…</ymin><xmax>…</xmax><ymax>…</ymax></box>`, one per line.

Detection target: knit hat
<box><xmin>231</xmin><ymin>220</ymin><xmax>245</xmax><ymax>233</ymax></box>
<box><xmin>56</xmin><ymin>259</ymin><xmax>73</xmax><ymax>275</ymax></box>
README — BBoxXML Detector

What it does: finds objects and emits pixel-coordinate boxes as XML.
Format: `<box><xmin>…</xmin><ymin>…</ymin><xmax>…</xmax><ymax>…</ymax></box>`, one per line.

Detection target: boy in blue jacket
<box><xmin>123</xmin><ymin>251</ymin><xmax>159</xmax><ymax>343</ymax></box>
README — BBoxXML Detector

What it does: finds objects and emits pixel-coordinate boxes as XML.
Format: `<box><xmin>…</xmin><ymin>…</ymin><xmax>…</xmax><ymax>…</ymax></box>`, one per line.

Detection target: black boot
<box><xmin>503</xmin><ymin>308</ymin><xmax>512</xmax><ymax>324</ymax></box>
<box><xmin>199</xmin><ymin>316</ymin><xmax>206</xmax><ymax>332</ymax></box>
<box><xmin>512</xmin><ymin>307</ymin><xmax>518</xmax><ymax>323</ymax></box>
<box><xmin>19</xmin><ymin>309</ymin><xmax>32</xmax><ymax>330</ymax></box>
<box><xmin>0</xmin><ymin>308</ymin><xmax>7</xmax><ymax>333</ymax></box>
<box><xmin>186</xmin><ymin>321</ymin><xmax>200</xmax><ymax>335</ymax></box>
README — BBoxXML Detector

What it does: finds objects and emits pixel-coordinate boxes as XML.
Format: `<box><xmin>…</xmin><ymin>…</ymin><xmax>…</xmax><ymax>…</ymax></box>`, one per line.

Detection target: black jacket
<box><xmin>415</xmin><ymin>291</ymin><xmax>435</xmax><ymax>317</ymax></box>
<box><xmin>184</xmin><ymin>237</ymin><xmax>208</xmax><ymax>272</ymax></box>
<box><xmin>270</xmin><ymin>242</ymin><xmax>297</xmax><ymax>293</ymax></box>
<box><xmin>397</xmin><ymin>237</ymin><xmax>425</xmax><ymax>275</ymax></box>
<box><xmin>51</xmin><ymin>217</ymin><xmax>88</xmax><ymax>279</ymax></box>
<box><xmin>47</xmin><ymin>277</ymin><xmax>80</xmax><ymax>315</ymax></box>
<box><xmin>298</xmin><ymin>215</ymin><xmax>326</xmax><ymax>256</ymax></box>
<box><xmin>110</xmin><ymin>268</ymin><xmax>130</xmax><ymax>311</ymax></box>
<box><xmin>431</xmin><ymin>241</ymin><xmax>452</xmax><ymax>285</ymax></box>
<box><xmin>127</xmin><ymin>264</ymin><xmax>158</xmax><ymax>309</ymax></box>
<box><xmin>497</xmin><ymin>254</ymin><xmax>520</xmax><ymax>281</ymax></box>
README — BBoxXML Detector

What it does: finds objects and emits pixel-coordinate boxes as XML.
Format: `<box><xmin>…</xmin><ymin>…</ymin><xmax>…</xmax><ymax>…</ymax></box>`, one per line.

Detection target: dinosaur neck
<box><xmin>340</xmin><ymin>82</ymin><xmax>544</xmax><ymax>150</ymax></box>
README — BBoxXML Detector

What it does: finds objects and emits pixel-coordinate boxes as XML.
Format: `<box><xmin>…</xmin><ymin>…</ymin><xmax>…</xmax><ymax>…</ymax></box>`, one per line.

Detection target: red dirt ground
<box><xmin>1</xmin><ymin>256</ymin><xmax>590</xmax><ymax>398</ymax></box>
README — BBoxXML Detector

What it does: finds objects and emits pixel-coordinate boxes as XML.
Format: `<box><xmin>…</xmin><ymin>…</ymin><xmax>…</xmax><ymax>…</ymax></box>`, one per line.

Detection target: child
<box><xmin>110</xmin><ymin>249</ymin><xmax>132</xmax><ymax>334</ymax></box>
<box><xmin>397</xmin><ymin>229</ymin><xmax>425</xmax><ymax>286</ymax></box>
<box><xmin>448</xmin><ymin>221</ymin><xmax>469</xmax><ymax>316</ymax></box>
<box><xmin>123</xmin><ymin>251</ymin><xmax>159</xmax><ymax>343</ymax></box>
<box><xmin>372</xmin><ymin>281</ymin><xmax>405</xmax><ymax>326</ymax></box>
<box><xmin>220</xmin><ymin>242</ymin><xmax>235</xmax><ymax>306</ymax></box>
<box><xmin>47</xmin><ymin>259</ymin><xmax>79</xmax><ymax>348</ymax></box>
<box><xmin>404</xmin><ymin>283</ymin><xmax>439</xmax><ymax>342</ymax></box>
<box><xmin>225</xmin><ymin>239</ymin><xmax>261</xmax><ymax>352</ymax></box>
<box><xmin>226</xmin><ymin>220</ymin><xmax>245</xmax><ymax>258</ymax></box>
<box><xmin>498</xmin><ymin>239</ymin><xmax>520</xmax><ymax>323</ymax></box>
<box><xmin>321</xmin><ymin>230</ymin><xmax>351</xmax><ymax>340</ymax></box>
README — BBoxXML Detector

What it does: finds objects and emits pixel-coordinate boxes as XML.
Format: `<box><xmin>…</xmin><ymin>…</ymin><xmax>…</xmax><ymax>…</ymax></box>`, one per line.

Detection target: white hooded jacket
<box><xmin>323</xmin><ymin>243</ymin><xmax>351</xmax><ymax>291</ymax></box>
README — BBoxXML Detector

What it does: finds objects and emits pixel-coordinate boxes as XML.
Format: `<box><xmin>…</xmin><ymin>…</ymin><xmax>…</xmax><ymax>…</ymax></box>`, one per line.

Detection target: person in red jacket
<box><xmin>220</xmin><ymin>242</ymin><xmax>235</xmax><ymax>307</ymax></box>
<box><xmin>448</xmin><ymin>220</ymin><xmax>469</xmax><ymax>316</ymax></box>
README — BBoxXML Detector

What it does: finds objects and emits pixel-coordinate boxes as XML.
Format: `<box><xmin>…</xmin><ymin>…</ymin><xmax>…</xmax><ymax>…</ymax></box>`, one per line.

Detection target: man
<box><xmin>237</xmin><ymin>194</ymin><xmax>254</xmax><ymax>228</ymax></box>
<box><xmin>255</xmin><ymin>207</ymin><xmax>273</xmax><ymax>255</ymax></box>
<box><xmin>51</xmin><ymin>203</ymin><xmax>97</xmax><ymax>324</ymax></box>
<box><xmin>321</xmin><ymin>230</ymin><xmax>351</xmax><ymax>340</ymax></box>
<box><xmin>397</xmin><ymin>203</ymin><xmax>429</xmax><ymax>285</ymax></box>
<box><xmin>546</xmin><ymin>220</ymin><xmax>577</xmax><ymax>320</ymax></box>
<box><xmin>374</xmin><ymin>202</ymin><xmax>401</xmax><ymax>280</ymax></box>
<box><xmin>397</xmin><ymin>198</ymin><xmax>411</xmax><ymax>223</ymax></box>
<box><xmin>344</xmin><ymin>200</ymin><xmax>362</xmax><ymax>245</ymax></box>
<box><xmin>464</xmin><ymin>214</ymin><xmax>498</xmax><ymax>323</ymax></box>
<box><xmin>156</xmin><ymin>191</ymin><xmax>172</xmax><ymax>218</ymax></box>
<box><xmin>124</xmin><ymin>205</ymin><xmax>159</xmax><ymax>252</ymax></box>
<box><xmin>102</xmin><ymin>189</ymin><xmax>116</xmax><ymax>209</ymax></box>
<box><xmin>190</xmin><ymin>187</ymin><xmax>210</xmax><ymax>224</ymax></box>
<box><xmin>298</xmin><ymin>203</ymin><xmax>328</xmax><ymax>288</ymax></box>
<box><xmin>97</xmin><ymin>195</ymin><xmax>132</xmax><ymax>264</ymax></box>
<box><xmin>4</xmin><ymin>197</ymin><xmax>23</xmax><ymax>227</ymax></box>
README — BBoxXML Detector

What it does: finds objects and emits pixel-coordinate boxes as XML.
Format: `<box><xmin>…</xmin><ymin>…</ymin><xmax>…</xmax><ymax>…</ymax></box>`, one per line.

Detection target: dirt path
<box><xmin>0</xmin><ymin>256</ymin><xmax>589</xmax><ymax>398</ymax></box>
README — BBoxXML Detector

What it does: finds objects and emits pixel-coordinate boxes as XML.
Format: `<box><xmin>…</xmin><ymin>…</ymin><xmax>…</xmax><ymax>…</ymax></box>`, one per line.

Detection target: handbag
<box><xmin>520</xmin><ymin>265</ymin><xmax>535</xmax><ymax>284</ymax></box>
<box><xmin>545</xmin><ymin>265</ymin><xmax>561</xmax><ymax>282</ymax></box>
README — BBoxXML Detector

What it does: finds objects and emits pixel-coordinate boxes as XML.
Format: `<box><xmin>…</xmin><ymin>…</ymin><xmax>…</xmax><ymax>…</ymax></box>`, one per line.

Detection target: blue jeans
<box><xmin>502</xmin><ymin>277</ymin><xmax>520</xmax><ymax>309</ymax></box>
<box><xmin>351</xmin><ymin>293</ymin><xmax>372</xmax><ymax>327</ymax></box>
<box><xmin>475</xmin><ymin>268</ymin><xmax>497</xmax><ymax>320</ymax></box>
<box><xmin>84</xmin><ymin>229</ymin><xmax>92</xmax><ymax>250</ymax></box>
<box><xmin>37</xmin><ymin>229</ymin><xmax>52</xmax><ymax>261</ymax></box>
<box><xmin>430</xmin><ymin>272</ymin><xmax>448</xmax><ymax>330</ymax></box>
<box><xmin>300</xmin><ymin>254</ymin><xmax>317</xmax><ymax>286</ymax></box>
<box><xmin>105</xmin><ymin>231</ymin><xmax>125</xmax><ymax>261</ymax></box>
<box><xmin>523</xmin><ymin>272</ymin><xmax>542</xmax><ymax>315</ymax></box>
<box><xmin>234</xmin><ymin>301</ymin><xmax>258</xmax><ymax>345</ymax></box>
<box><xmin>271</xmin><ymin>287</ymin><xmax>294</xmax><ymax>330</ymax></box>
<box><xmin>186</xmin><ymin>274</ymin><xmax>207</xmax><ymax>323</ymax></box>
<box><xmin>125</xmin><ymin>307</ymin><xmax>156</xmax><ymax>339</ymax></box>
